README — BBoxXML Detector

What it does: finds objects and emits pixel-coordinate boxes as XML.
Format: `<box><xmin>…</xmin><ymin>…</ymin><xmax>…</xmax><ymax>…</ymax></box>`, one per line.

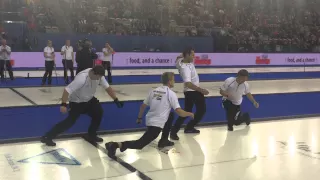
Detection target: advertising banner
<box><xmin>9</xmin><ymin>52</ymin><xmax>320</xmax><ymax>68</ymax></box>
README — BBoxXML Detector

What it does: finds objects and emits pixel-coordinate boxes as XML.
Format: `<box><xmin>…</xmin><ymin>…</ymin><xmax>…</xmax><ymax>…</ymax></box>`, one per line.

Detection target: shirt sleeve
<box><xmin>220</xmin><ymin>78</ymin><xmax>231</xmax><ymax>91</ymax></box>
<box><xmin>168</xmin><ymin>90</ymin><xmax>181</xmax><ymax>110</ymax></box>
<box><xmin>180</xmin><ymin>67</ymin><xmax>191</xmax><ymax>82</ymax></box>
<box><xmin>244</xmin><ymin>82</ymin><xmax>250</xmax><ymax>94</ymax></box>
<box><xmin>65</xmin><ymin>74</ymin><xmax>86</xmax><ymax>94</ymax></box>
<box><xmin>143</xmin><ymin>90</ymin><xmax>152</xmax><ymax>106</ymax></box>
<box><xmin>175</xmin><ymin>58</ymin><xmax>182</xmax><ymax>68</ymax></box>
<box><xmin>99</xmin><ymin>76</ymin><xmax>110</xmax><ymax>89</ymax></box>
<box><xmin>61</xmin><ymin>46</ymin><xmax>65</xmax><ymax>52</ymax></box>
<box><xmin>6</xmin><ymin>46</ymin><xmax>11</xmax><ymax>53</ymax></box>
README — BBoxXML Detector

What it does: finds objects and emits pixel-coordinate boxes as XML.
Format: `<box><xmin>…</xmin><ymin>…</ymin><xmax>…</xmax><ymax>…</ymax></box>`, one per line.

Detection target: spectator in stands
<box><xmin>2</xmin><ymin>0</ymin><xmax>320</xmax><ymax>53</ymax></box>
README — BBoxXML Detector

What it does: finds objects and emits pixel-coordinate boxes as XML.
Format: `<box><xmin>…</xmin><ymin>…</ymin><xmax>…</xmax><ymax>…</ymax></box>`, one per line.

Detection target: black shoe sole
<box><xmin>170</xmin><ymin>134</ymin><xmax>179</xmax><ymax>141</ymax></box>
<box><xmin>105</xmin><ymin>142</ymin><xmax>116</xmax><ymax>158</ymax></box>
<box><xmin>40</xmin><ymin>138</ymin><xmax>56</xmax><ymax>146</ymax></box>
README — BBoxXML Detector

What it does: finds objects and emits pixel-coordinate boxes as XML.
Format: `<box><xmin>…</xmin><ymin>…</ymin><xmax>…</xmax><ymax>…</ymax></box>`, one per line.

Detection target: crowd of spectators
<box><xmin>2</xmin><ymin>0</ymin><xmax>320</xmax><ymax>52</ymax></box>
<box><xmin>55</xmin><ymin>0</ymin><xmax>320</xmax><ymax>52</ymax></box>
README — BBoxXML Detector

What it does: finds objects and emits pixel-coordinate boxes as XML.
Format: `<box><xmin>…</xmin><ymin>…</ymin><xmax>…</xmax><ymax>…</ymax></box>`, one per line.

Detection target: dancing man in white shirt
<box><xmin>220</xmin><ymin>69</ymin><xmax>259</xmax><ymax>131</ymax></box>
<box><xmin>41</xmin><ymin>65</ymin><xmax>124</xmax><ymax>146</ymax></box>
<box><xmin>41</xmin><ymin>40</ymin><xmax>55</xmax><ymax>86</ymax></box>
<box><xmin>0</xmin><ymin>39</ymin><xmax>13</xmax><ymax>80</ymax></box>
<box><xmin>170</xmin><ymin>47</ymin><xmax>209</xmax><ymax>140</ymax></box>
<box><xmin>61</xmin><ymin>40</ymin><xmax>75</xmax><ymax>84</ymax></box>
<box><xmin>105</xmin><ymin>72</ymin><xmax>194</xmax><ymax>157</ymax></box>
<box><xmin>102</xmin><ymin>42</ymin><xmax>114</xmax><ymax>83</ymax></box>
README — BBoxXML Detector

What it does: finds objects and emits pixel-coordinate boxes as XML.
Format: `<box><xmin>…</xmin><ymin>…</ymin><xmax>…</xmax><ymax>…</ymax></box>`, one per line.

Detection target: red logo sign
<box><xmin>194</xmin><ymin>55</ymin><xmax>211</xmax><ymax>65</ymax></box>
<box><xmin>256</xmin><ymin>55</ymin><xmax>270</xmax><ymax>65</ymax></box>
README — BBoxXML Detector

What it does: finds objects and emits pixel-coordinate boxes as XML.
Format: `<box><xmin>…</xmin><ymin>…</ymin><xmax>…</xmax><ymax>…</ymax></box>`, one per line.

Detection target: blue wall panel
<box><xmin>1</xmin><ymin>92</ymin><xmax>320</xmax><ymax>141</ymax></box>
<box><xmin>30</xmin><ymin>33</ymin><xmax>214</xmax><ymax>53</ymax></box>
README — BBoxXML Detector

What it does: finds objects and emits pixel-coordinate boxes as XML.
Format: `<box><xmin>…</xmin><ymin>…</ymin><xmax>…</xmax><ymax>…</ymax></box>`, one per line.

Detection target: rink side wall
<box><xmin>1</xmin><ymin>91</ymin><xmax>320</xmax><ymax>143</ymax></box>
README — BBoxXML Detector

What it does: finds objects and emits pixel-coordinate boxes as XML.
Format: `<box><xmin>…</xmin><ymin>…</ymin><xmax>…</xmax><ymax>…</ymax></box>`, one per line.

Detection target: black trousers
<box><xmin>62</xmin><ymin>59</ymin><xmax>74</xmax><ymax>83</ymax></box>
<box><xmin>0</xmin><ymin>60</ymin><xmax>14</xmax><ymax>80</ymax></box>
<box><xmin>222</xmin><ymin>99</ymin><xmax>246</xmax><ymax>127</ymax></box>
<box><xmin>42</xmin><ymin>61</ymin><xmax>54</xmax><ymax>85</ymax></box>
<box><xmin>44</xmin><ymin>97</ymin><xmax>103</xmax><ymax>139</ymax></box>
<box><xmin>102</xmin><ymin>61</ymin><xmax>112</xmax><ymax>83</ymax></box>
<box><xmin>172</xmin><ymin>91</ymin><xmax>206</xmax><ymax>133</ymax></box>
<box><xmin>121</xmin><ymin>112</ymin><xmax>174</xmax><ymax>151</ymax></box>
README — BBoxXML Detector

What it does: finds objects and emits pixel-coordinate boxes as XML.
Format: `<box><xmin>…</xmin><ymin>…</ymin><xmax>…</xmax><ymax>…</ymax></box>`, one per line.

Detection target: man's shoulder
<box><xmin>76</xmin><ymin>69</ymin><xmax>91</xmax><ymax>77</ymax></box>
<box><xmin>167</xmin><ymin>88</ymin><xmax>177</xmax><ymax>97</ymax></box>
<box><xmin>225</xmin><ymin>77</ymin><xmax>236</xmax><ymax>82</ymax></box>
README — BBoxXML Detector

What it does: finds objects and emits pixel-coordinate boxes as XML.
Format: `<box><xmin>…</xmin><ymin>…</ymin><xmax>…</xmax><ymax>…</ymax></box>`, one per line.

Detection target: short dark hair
<box><xmin>237</xmin><ymin>69</ymin><xmax>249</xmax><ymax>77</ymax></box>
<box><xmin>92</xmin><ymin>65</ymin><xmax>105</xmax><ymax>76</ymax></box>
<box><xmin>182</xmin><ymin>47</ymin><xmax>194</xmax><ymax>57</ymax></box>
<box><xmin>161</xmin><ymin>72</ymin><xmax>174</xmax><ymax>85</ymax></box>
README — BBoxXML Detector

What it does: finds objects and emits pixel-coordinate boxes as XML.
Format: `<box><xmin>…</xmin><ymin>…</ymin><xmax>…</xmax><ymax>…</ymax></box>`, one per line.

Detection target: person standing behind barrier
<box><xmin>61</xmin><ymin>40</ymin><xmax>74</xmax><ymax>84</ymax></box>
<box><xmin>0</xmin><ymin>39</ymin><xmax>13</xmax><ymax>81</ymax></box>
<box><xmin>41</xmin><ymin>40</ymin><xmax>55</xmax><ymax>86</ymax></box>
<box><xmin>170</xmin><ymin>47</ymin><xmax>209</xmax><ymax>140</ymax></box>
<box><xmin>105</xmin><ymin>72</ymin><xmax>194</xmax><ymax>158</ymax></box>
<box><xmin>102</xmin><ymin>43</ymin><xmax>114</xmax><ymax>84</ymax></box>
<box><xmin>220</xmin><ymin>69</ymin><xmax>259</xmax><ymax>131</ymax></box>
<box><xmin>76</xmin><ymin>39</ymin><xmax>97</xmax><ymax>74</ymax></box>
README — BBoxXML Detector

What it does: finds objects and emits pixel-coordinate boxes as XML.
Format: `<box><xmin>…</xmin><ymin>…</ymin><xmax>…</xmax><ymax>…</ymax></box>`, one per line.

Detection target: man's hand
<box><xmin>136</xmin><ymin>118</ymin><xmax>142</xmax><ymax>124</ymax></box>
<box><xmin>114</xmin><ymin>98</ymin><xmax>124</xmax><ymax>108</ymax></box>
<box><xmin>188</xmin><ymin>112</ymin><xmax>194</xmax><ymax>119</ymax></box>
<box><xmin>253</xmin><ymin>101</ymin><xmax>259</xmax><ymax>108</ymax></box>
<box><xmin>60</xmin><ymin>106</ymin><xmax>68</xmax><ymax>114</ymax></box>
<box><xmin>200</xmin><ymin>88</ymin><xmax>209</xmax><ymax>95</ymax></box>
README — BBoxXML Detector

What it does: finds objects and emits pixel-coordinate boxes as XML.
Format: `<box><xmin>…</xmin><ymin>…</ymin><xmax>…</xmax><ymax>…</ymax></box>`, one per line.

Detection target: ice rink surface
<box><xmin>1</xmin><ymin>117</ymin><xmax>320</xmax><ymax>180</ymax></box>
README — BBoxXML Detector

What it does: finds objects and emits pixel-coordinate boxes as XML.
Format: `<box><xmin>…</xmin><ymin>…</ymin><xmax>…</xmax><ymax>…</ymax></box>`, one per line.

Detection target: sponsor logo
<box><xmin>285</xmin><ymin>57</ymin><xmax>317</xmax><ymax>64</ymax></box>
<box><xmin>17</xmin><ymin>148</ymin><xmax>81</xmax><ymax>165</ymax></box>
<box><xmin>256</xmin><ymin>54</ymin><xmax>270</xmax><ymax>64</ymax></box>
<box><xmin>4</xmin><ymin>154</ymin><xmax>20</xmax><ymax>172</ymax></box>
<box><xmin>278</xmin><ymin>141</ymin><xmax>320</xmax><ymax>160</ymax></box>
<box><xmin>127</xmin><ymin>57</ymin><xmax>172</xmax><ymax>64</ymax></box>
<box><xmin>194</xmin><ymin>54</ymin><xmax>211</xmax><ymax>65</ymax></box>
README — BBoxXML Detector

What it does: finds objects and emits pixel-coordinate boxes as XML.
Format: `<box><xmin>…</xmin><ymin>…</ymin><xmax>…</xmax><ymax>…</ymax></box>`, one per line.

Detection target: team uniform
<box><xmin>106</xmin><ymin>85</ymin><xmax>180</xmax><ymax>156</ymax></box>
<box><xmin>41</xmin><ymin>68</ymin><xmax>110</xmax><ymax>145</ymax></box>
<box><xmin>171</xmin><ymin>62</ymin><xmax>206</xmax><ymax>137</ymax></box>
<box><xmin>61</xmin><ymin>45</ymin><xmax>74</xmax><ymax>83</ymax></box>
<box><xmin>0</xmin><ymin>45</ymin><xmax>13</xmax><ymax>80</ymax></box>
<box><xmin>102</xmin><ymin>47</ymin><xmax>112</xmax><ymax>83</ymax></box>
<box><xmin>220</xmin><ymin>77</ymin><xmax>251</xmax><ymax>129</ymax></box>
<box><xmin>41</xmin><ymin>46</ymin><xmax>55</xmax><ymax>85</ymax></box>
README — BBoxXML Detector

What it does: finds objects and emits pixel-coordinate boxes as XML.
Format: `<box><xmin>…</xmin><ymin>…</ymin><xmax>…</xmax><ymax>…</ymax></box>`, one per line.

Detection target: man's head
<box><xmin>1</xmin><ymin>39</ymin><xmax>6</xmax><ymax>46</ymax></box>
<box><xmin>182</xmin><ymin>47</ymin><xmax>195</xmax><ymax>63</ymax></box>
<box><xmin>84</xmin><ymin>39</ymin><xmax>92</xmax><ymax>48</ymax></box>
<box><xmin>89</xmin><ymin>65</ymin><xmax>105</xmax><ymax>80</ymax></box>
<box><xmin>47</xmin><ymin>40</ymin><xmax>52</xmax><ymax>47</ymax></box>
<box><xmin>161</xmin><ymin>72</ymin><xmax>175</xmax><ymax>88</ymax></box>
<box><xmin>66</xmin><ymin>40</ymin><xmax>70</xmax><ymax>46</ymax></box>
<box><xmin>236</xmin><ymin>69</ymin><xmax>249</xmax><ymax>84</ymax></box>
